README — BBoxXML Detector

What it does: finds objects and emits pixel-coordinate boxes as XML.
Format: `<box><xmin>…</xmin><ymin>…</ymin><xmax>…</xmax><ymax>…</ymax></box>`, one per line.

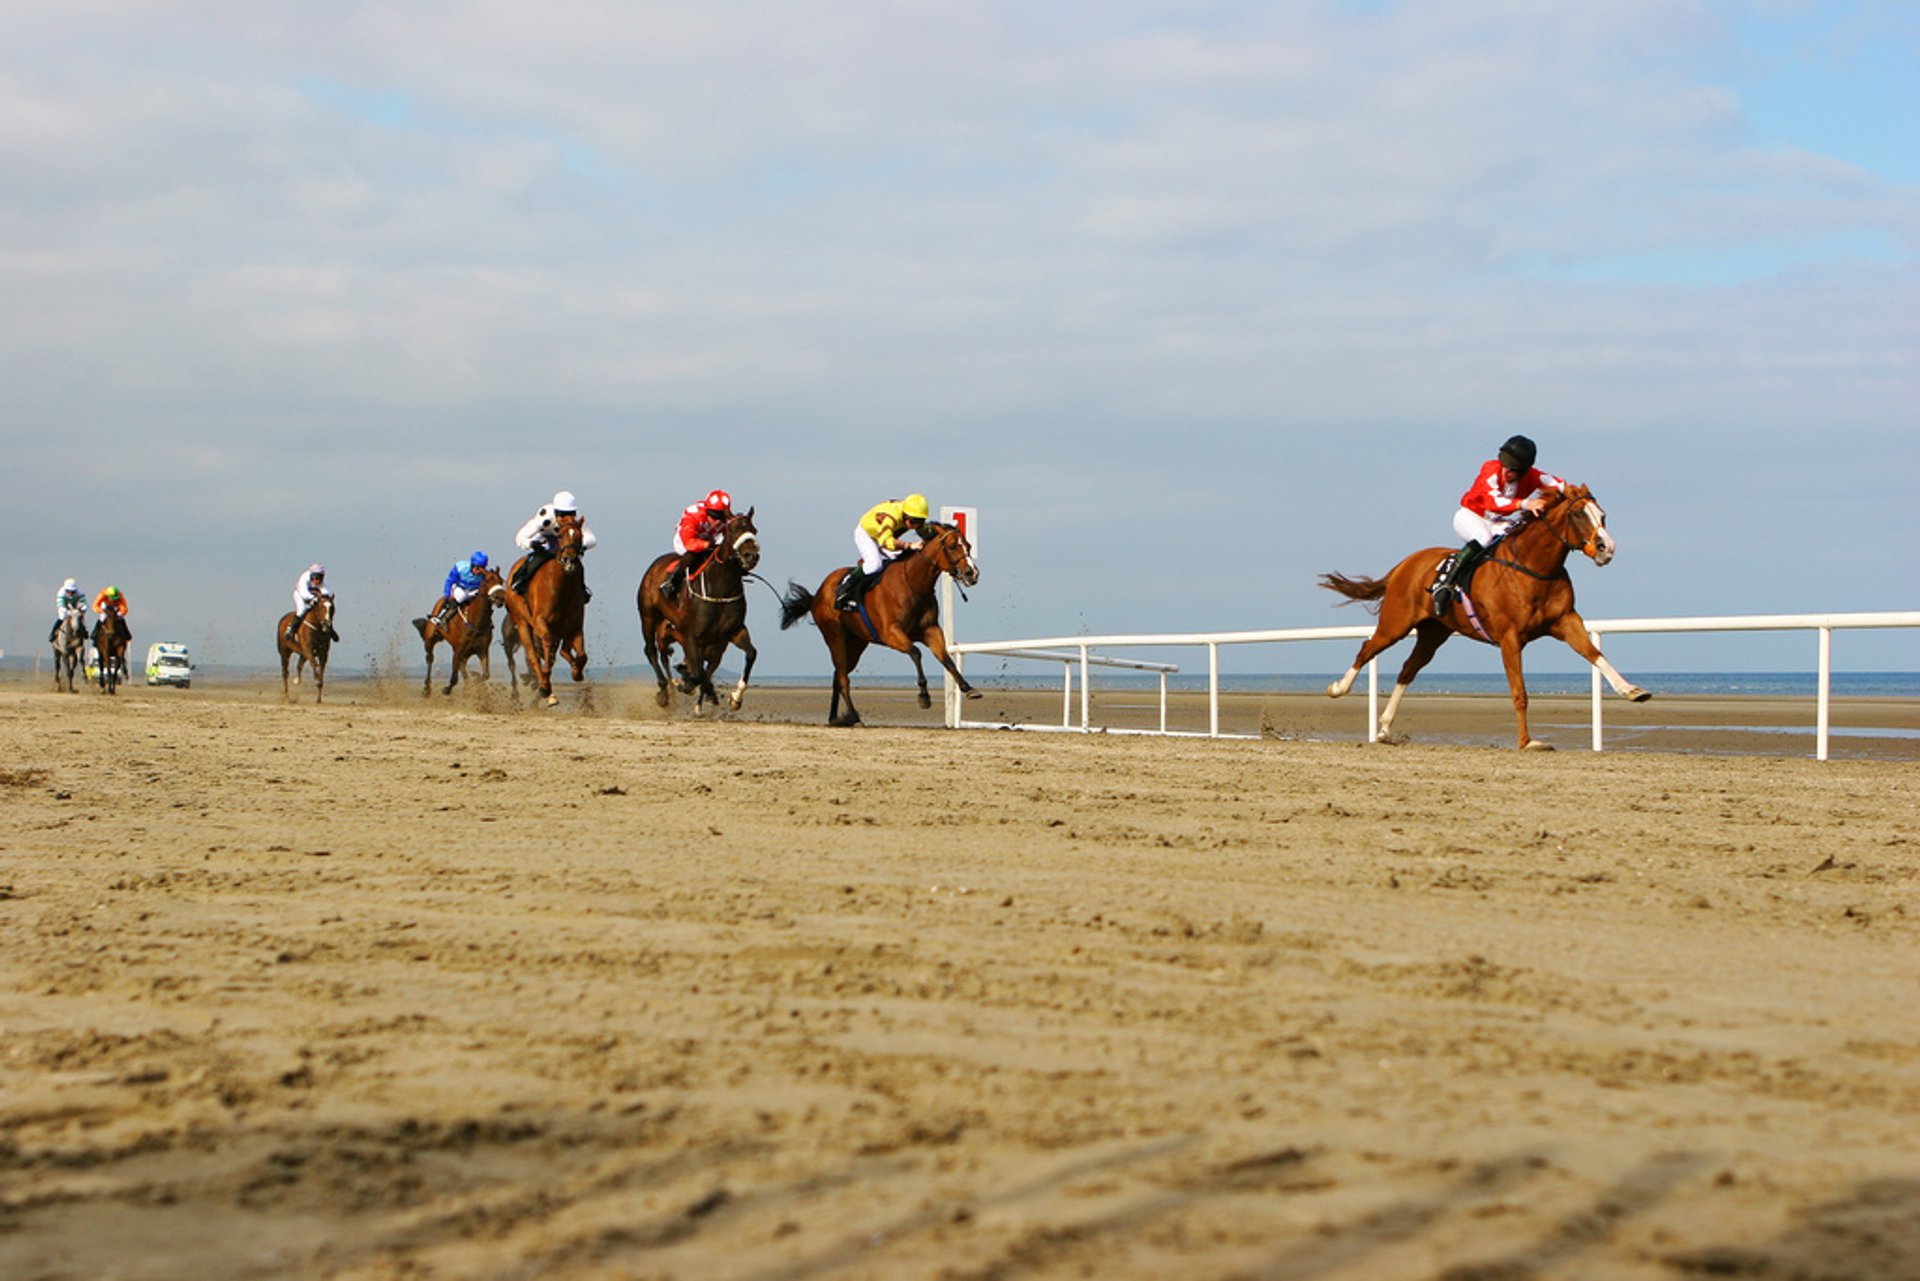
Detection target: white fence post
<box><xmin>1208</xmin><ymin>643</ymin><xmax>1220</xmax><ymax>738</ymax></box>
<box><xmin>1817</xmin><ymin>627</ymin><xmax>1832</xmax><ymax>762</ymax></box>
<box><xmin>1591</xmin><ymin>631</ymin><xmax>1605</xmax><ymax>752</ymax></box>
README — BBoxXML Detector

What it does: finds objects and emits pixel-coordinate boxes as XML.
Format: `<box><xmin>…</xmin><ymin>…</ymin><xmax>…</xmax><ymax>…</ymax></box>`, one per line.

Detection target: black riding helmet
<box><xmin>1498</xmin><ymin>434</ymin><xmax>1537</xmax><ymax>472</ymax></box>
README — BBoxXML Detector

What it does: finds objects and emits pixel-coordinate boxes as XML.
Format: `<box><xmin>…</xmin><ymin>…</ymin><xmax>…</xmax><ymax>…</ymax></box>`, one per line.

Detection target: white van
<box><xmin>146</xmin><ymin>642</ymin><xmax>192</xmax><ymax>688</ymax></box>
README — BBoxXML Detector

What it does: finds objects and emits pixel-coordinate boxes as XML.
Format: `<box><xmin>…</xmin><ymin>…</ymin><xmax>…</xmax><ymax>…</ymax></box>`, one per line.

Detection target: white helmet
<box><xmin>552</xmin><ymin>490</ymin><xmax>577</xmax><ymax>513</ymax></box>
<box><xmin>308</xmin><ymin>563</ymin><xmax>325</xmax><ymax>577</ymax></box>
<box><xmin>62</xmin><ymin>578</ymin><xmax>77</xmax><ymax>592</ymax></box>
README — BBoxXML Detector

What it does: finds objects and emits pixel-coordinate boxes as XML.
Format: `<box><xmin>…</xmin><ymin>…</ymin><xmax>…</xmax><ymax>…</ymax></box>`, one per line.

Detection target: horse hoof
<box><xmin>965</xmin><ymin>688</ymin><xmax>982</xmax><ymax>700</ymax></box>
<box><xmin>1325</xmin><ymin>682</ymin><xmax>1342</xmax><ymax>698</ymax></box>
<box><xmin>1522</xmin><ymin>739</ymin><xmax>1556</xmax><ymax>752</ymax></box>
<box><xmin>655</xmin><ymin>691</ymin><xmax>671</xmax><ymax>708</ymax></box>
<box><xmin>728</xmin><ymin>695</ymin><xmax>743</xmax><ymax>711</ymax></box>
<box><xmin>917</xmin><ymin>693</ymin><xmax>932</xmax><ymax>709</ymax></box>
<box><xmin>1627</xmin><ymin>687</ymin><xmax>1652</xmax><ymax>703</ymax></box>
<box><xmin>545</xmin><ymin>695</ymin><xmax>559</xmax><ymax>707</ymax></box>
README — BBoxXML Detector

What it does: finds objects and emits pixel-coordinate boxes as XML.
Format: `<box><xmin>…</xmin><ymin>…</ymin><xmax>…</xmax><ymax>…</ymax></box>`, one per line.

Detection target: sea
<box><xmin>840</xmin><ymin>671</ymin><xmax>1920</xmax><ymax>698</ymax></box>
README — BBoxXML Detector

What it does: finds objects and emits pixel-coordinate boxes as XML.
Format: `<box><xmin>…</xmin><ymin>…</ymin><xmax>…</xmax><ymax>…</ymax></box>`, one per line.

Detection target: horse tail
<box><xmin>411</xmin><ymin>617</ymin><xmax>429</xmax><ymax>639</ymax></box>
<box><xmin>1319</xmin><ymin>572</ymin><xmax>1387</xmax><ymax>611</ymax></box>
<box><xmin>778</xmin><ymin>581</ymin><xmax>817</xmax><ymax>631</ymax></box>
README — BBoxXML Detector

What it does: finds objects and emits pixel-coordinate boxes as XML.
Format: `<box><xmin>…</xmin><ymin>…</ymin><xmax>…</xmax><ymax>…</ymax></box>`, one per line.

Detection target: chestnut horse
<box><xmin>412</xmin><ymin>565</ymin><xmax>504</xmax><ymax>697</ymax></box>
<box><xmin>502</xmin><ymin>517</ymin><xmax>587</xmax><ymax>707</ymax></box>
<box><xmin>778</xmin><ymin>522</ymin><xmax>982</xmax><ymax>726</ymax></box>
<box><xmin>1321</xmin><ymin>483</ymin><xmax>1649</xmax><ymax>750</ymax></box>
<box><xmin>636</xmin><ymin>508</ymin><xmax>761</xmax><ymax>714</ymax></box>
<box><xmin>52</xmin><ymin>606</ymin><xmax>86</xmax><ymax>693</ymax></box>
<box><xmin>277</xmin><ymin>594</ymin><xmax>335</xmax><ymax>704</ymax></box>
<box><xmin>92</xmin><ymin>611</ymin><xmax>130</xmax><ymax>696</ymax></box>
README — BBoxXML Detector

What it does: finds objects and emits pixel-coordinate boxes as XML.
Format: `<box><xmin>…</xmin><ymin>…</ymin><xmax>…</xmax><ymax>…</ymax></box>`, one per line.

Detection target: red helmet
<box><xmin>704</xmin><ymin>489</ymin><xmax>733</xmax><ymax>514</ymax></box>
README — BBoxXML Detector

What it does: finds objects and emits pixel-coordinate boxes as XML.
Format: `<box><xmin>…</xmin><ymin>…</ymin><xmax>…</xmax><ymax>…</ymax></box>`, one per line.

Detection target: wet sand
<box><xmin>2</xmin><ymin>676</ymin><xmax>1916</xmax><ymax>1279</ymax></box>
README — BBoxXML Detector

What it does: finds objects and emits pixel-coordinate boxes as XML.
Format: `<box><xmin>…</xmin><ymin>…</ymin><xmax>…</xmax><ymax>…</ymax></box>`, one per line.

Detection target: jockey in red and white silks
<box><xmin>1453</xmin><ymin>437</ymin><xmax>1565</xmax><ymax>547</ymax></box>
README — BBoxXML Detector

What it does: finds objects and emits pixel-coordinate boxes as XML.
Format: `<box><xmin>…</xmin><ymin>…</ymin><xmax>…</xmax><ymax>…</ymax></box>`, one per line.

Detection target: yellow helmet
<box><xmin>902</xmin><ymin>493</ymin><xmax>930</xmax><ymax>520</ymax></box>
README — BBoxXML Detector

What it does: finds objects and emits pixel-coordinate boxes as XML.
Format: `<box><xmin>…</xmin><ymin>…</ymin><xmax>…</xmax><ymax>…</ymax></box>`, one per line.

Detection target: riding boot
<box><xmin>1431</xmin><ymin>541</ymin><xmax>1482</xmax><ymax>614</ymax></box>
<box><xmin>836</xmin><ymin>567</ymin><xmax>865</xmax><ymax>611</ymax></box>
<box><xmin>48</xmin><ymin>621</ymin><xmax>59</xmax><ymax>644</ymax></box>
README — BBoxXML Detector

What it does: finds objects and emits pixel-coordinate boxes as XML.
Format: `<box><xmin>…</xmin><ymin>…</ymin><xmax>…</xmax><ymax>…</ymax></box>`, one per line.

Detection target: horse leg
<box><xmin>644</xmin><ymin>619</ymin><xmax>673</xmax><ymax>708</ymax></box>
<box><xmin>727</xmin><ymin>627</ymin><xmax>757</xmax><ymax>711</ymax></box>
<box><xmin>563</xmin><ymin>631</ymin><xmax>588</xmax><ymax>682</ymax></box>
<box><xmin>1328</xmin><ymin>620</ymin><xmax>1416</xmax><ymax>698</ymax></box>
<box><xmin>904</xmin><ymin>646</ymin><xmax>934</xmax><ymax>708</ymax></box>
<box><xmin>1496</xmin><ymin>635</ymin><xmax>1545</xmax><ymax>750</ymax></box>
<box><xmin>1551</xmin><ymin>612</ymin><xmax>1651</xmax><ymax>703</ymax></box>
<box><xmin>823</xmin><ymin>628</ymin><xmax>866</xmax><ymax>726</ymax></box>
<box><xmin>915</xmin><ymin>623</ymin><xmax>977</xmax><ymax>701</ymax></box>
<box><xmin>1374</xmin><ymin>621</ymin><xmax>1453</xmax><ymax>742</ymax></box>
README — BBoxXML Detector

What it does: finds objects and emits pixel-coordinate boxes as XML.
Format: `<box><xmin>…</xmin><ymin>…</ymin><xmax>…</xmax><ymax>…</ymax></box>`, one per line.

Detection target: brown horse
<box><xmin>412</xmin><ymin>565</ymin><xmax>504</xmax><ymax>696</ymax></box>
<box><xmin>502</xmin><ymin>517</ymin><xmax>587</xmax><ymax>706</ymax></box>
<box><xmin>92</xmin><ymin>611</ymin><xmax>130</xmax><ymax>696</ymax></box>
<box><xmin>636</xmin><ymin>508</ymin><xmax>761</xmax><ymax>714</ymax></box>
<box><xmin>778</xmin><ymin>522</ymin><xmax>982</xmax><ymax>726</ymax></box>
<box><xmin>1320</xmin><ymin>484</ymin><xmax>1649</xmax><ymax>750</ymax></box>
<box><xmin>277</xmin><ymin>594</ymin><xmax>335</xmax><ymax>704</ymax></box>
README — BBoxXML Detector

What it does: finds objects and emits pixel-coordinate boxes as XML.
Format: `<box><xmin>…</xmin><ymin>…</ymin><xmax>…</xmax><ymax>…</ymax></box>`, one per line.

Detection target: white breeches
<box><xmin>1453</xmin><ymin>508</ymin><xmax>1512</xmax><ymax>547</ymax></box>
<box><xmin>672</xmin><ymin>533</ymin><xmax>690</xmax><ymax>556</ymax></box>
<box><xmin>854</xmin><ymin>527</ymin><xmax>899</xmax><ymax>575</ymax></box>
<box><xmin>449</xmin><ymin>585</ymin><xmax>475</xmax><ymax>605</ymax></box>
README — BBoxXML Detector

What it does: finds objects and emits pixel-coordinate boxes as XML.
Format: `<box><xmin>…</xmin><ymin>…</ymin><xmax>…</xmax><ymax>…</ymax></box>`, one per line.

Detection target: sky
<box><xmin>4</xmin><ymin>0</ymin><xmax>1916</xmax><ymax>682</ymax></box>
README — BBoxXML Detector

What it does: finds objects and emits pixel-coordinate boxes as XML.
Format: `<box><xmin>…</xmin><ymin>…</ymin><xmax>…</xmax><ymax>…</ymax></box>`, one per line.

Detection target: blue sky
<box><xmin>3</xmin><ymin>1</ymin><xmax>1914</xmax><ymax>680</ymax></box>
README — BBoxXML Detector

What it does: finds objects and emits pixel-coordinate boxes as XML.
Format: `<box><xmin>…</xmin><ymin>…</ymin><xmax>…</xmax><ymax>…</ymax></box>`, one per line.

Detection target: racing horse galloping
<box><xmin>92</xmin><ymin>611</ymin><xmax>130</xmax><ymax>696</ymax></box>
<box><xmin>502</xmin><ymin>516</ymin><xmax>588</xmax><ymax>707</ymax></box>
<box><xmin>1320</xmin><ymin>483</ymin><xmax>1649</xmax><ymax>750</ymax></box>
<box><xmin>413</xmin><ymin>564</ymin><xmax>505</xmax><ymax>697</ymax></box>
<box><xmin>636</xmin><ymin>508</ymin><xmax>762</xmax><ymax>714</ymax></box>
<box><xmin>51</xmin><ymin>606</ymin><xmax>86</xmax><ymax>693</ymax></box>
<box><xmin>277</xmin><ymin>593</ymin><xmax>335</xmax><ymax>704</ymax></box>
<box><xmin>779</xmin><ymin>521</ymin><xmax>982</xmax><ymax>727</ymax></box>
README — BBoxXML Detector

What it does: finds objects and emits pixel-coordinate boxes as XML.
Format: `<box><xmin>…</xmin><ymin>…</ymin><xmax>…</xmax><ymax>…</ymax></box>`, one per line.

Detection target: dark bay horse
<box><xmin>1320</xmin><ymin>483</ymin><xmax>1649</xmax><ymax>750</ymax></box>
<box><xmin>52</xmin><ymin>607</ymin><xmax>86</xmax><ymax>693</ymax></box>
<box><xmin>92</xmin><ymin>611</ymin><xmax>130</xmax><ymax>696</ymax></box>
<box><xmin>502</xmin><ymin>517</ymin><xmax>587</xmax><ymax>706</ymax></box>
<box><xmin>277</xmin><ymin>594</ymin><xmax>335</xmax><ymax>704</ymax></box>
<box><xmin>636</xmin><ymin>509</ymin><xmax>761</xmax><ymax>714</ymax></box>
<box><xmin>779</xmin><ymin>522</ymin><xmax>982</xmax><ymax>726</ymax></box>
<box><xmin>412</xmin><ymin>565</ymin><xmax>504</xmax><ymax>697</ymax></box>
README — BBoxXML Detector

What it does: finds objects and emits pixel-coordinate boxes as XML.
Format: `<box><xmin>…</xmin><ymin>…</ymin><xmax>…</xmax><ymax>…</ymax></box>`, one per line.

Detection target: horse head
<box><xmin>554</xmin><ymin>516</ymin><xmax>585</xmax><ymax>575</ymax></box>
<box><xmin>309</xmin><ymin>593</ymin><xmax>336</xmax><ymax>629</ymax></box>
<box><xmin>723</xmin><ymin>507</ymin><xmax>760</xmax><ymax>573</ymax></box>
<box><xmin>1541</xmin><ymin>484</ymin><xmax>1614</xmax><ymax>566</ymax></box>
<box><xmin>922</xmin><ymin>522</ymin><xmax>980</xmax><ymax>588</ymax></box>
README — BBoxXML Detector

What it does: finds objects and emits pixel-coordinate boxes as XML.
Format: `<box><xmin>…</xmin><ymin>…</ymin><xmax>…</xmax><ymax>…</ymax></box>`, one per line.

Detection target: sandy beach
<box><xmin>2</xmin><ymin>674</ymin><xmax>1916</xmax><ymax>1279</ymax></box>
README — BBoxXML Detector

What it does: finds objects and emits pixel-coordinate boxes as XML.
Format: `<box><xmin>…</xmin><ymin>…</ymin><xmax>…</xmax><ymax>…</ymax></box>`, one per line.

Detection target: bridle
<box><xmin>686</xmin><ymin>518</ymin><xmax>759</xmax><ymax>604</ymax></box>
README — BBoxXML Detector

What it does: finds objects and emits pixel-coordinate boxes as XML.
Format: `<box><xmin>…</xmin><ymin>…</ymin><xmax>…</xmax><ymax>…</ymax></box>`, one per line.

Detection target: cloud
<box><xmin>2</xmin><ymin>1</ymin><xmax>1914</xmax><ymax>672</ymax></box>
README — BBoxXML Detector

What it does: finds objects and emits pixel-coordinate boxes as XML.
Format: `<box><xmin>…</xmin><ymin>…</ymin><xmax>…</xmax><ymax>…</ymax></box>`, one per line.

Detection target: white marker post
<box><xmin>940</xmin><ymin>506</ymin><xmax>977</xmax><ymax>726</ymax></box>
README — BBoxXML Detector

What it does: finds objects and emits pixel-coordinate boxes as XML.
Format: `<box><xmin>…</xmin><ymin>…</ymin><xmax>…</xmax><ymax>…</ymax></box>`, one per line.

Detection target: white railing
<box><xmin>1580</xmin><ymin>612</ymin><xmax>1920</xmax><ymax>760</ymax></box>
<box><xmin>944</xmin><ymin>611</ymin><xmax>1920</xmax><ymax>760</ymax></box>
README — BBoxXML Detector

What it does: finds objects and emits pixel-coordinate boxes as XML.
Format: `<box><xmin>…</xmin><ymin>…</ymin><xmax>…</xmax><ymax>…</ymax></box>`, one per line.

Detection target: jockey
<box><xmin>661</xmin><ymin>489</ymin><xmax>734</xmax><ymax>601</ymax></box>
<box><xmin>49</xmin><ymin>578</ymin><xmax>87</xmax><ymax>643</ymax></box>
<box><xmin>430</xmin><ymin>551</ymin><xmax>492</xmax><ymax>629</ymax></box>
<box><xmin>287</xmin><ymin>564</ymin><xmax>341</xmax><ymax>644</ymax></box>
<box><xmin>837</xmin><ymin>493</ymin><xmax>930</xmax><ymax>611</ymax></box>
<box><xmin>512</xmin><ymin>490</ymin><xmax>597</xmax><ymax>597</ymax></box>
<box><xmin>1431</xmin><ymin>434</ymin><xmax>1566</xmax><ymax>613</ymax></box>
